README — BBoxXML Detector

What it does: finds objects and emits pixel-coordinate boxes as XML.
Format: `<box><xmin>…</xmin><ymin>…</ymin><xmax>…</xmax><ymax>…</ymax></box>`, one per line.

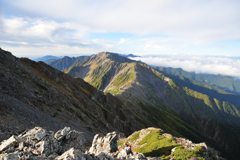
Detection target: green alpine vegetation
<box><xmin>156</xmin><ymin>67</ymin><xmax>240</xmax><ymax>96</ymax></box>
<box><xmin>119</xmin><ymin>128</ymin><xmax>209</xmax><ymax>160</ymax></box>
<box><xmin>135</xmin><ymin>129</ymin><xmax>179</xmax><ymax>158</ymax></box>
<box><xmin>171</xmin><ymin>146</ymin><xmax>205</xmax><ymax>160</ymax></box>
<box><xmin>153</xmin><ymin>67</ymin><xmax>240</xmax><ymax>108</ymax></box>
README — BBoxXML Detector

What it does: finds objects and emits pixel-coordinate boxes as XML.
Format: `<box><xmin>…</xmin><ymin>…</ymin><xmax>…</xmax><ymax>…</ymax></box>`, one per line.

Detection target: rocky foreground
<box><xmin>0</xmin><ymin>127</ymin><xmax>226</xmax><ymax>160</ymax></box>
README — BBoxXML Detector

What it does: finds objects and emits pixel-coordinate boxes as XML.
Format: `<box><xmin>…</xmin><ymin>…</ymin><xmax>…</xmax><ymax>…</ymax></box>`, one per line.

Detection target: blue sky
<box><xmin>1</xmin><ymin>0</ymin><xmax>240</xmax><ymax>58</ymax></box>
<box><xmin>1</xmin><ymin>0</ymin><xmax>240</xmax><ymax>78</ymax></box>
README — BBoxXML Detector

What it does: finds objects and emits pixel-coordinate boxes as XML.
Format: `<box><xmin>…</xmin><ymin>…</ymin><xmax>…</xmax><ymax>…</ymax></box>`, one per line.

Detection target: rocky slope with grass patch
<box><xmin>0</xmin><ymin>126</ymin><xmax>225</xmax><ymax>160</ymax></box>
<box><xmin>63</xmin><ymin>52</ymin><xmax>240</xmax><ymax>159</ymax></box>
<box><xmin>0</xmin><ymin>48</ymin><xmax>211</xmax><ymax>152</ymax></box>
<box><xmin>0</xmin><ymin>48</ymin><xmax>209</xmax><ymax>148</ymax></box>
<box><xmin>1</xmin><ymin>48</ymin><xmax>238</xmax><ymax>159</ymax></box>
<box><xmin>118</xmin><ymin>127</ymin><xmax>225</xmax><ymax>160</ymax></box>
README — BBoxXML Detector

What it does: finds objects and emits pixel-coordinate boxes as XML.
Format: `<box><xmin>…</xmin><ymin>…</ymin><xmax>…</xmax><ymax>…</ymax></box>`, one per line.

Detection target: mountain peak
<box><xmin>95</xmin><ymin>51</ymin><xmax>121</xmax><ymax>58</ymax></box>
<box><xmin>91</xmin><ymin>51</ymin><xmax>134</xmax><ymax>64</ymax></box>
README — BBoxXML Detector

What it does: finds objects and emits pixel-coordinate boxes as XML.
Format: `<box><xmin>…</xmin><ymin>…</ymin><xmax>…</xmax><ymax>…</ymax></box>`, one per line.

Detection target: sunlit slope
<box><xmin>156</xmin><ymin>67</ymin><xmax>240</xmax><ymax>95</ymax></box>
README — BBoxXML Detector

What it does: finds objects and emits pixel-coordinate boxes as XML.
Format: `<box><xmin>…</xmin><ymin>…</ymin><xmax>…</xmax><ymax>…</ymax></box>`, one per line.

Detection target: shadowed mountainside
<box><xmin>45</xmin><ymin>56</ymin><xmax>89</xmax><ymax>71</ymax></box>
<box><xmin>0</xmin><ymin>48</ymin><xmax>147</xmax><ymax>142</ymax></box>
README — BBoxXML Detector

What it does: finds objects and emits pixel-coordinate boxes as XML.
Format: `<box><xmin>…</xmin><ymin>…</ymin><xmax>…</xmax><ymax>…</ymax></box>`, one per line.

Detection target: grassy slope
<box><xmin>157</xmin><ymin>71</ymin><xmax>240</xmax><ymax>108</ymax></box>
<box><xmin>132</xmin><ymin>64</ymin><xmax>240</xmax><ymax>158</ymax></box>
<box><xmin>121</xmin><ymin>128</ymin><xmax>206</xmax><ymax>160</ymax></box>
<box><xmin>162</xmin><ymin>79</ymin><xmax>240</xmax><ymax>159</ymax></box>
<box><xmin>156</xmin><ymin>67</ymin><xmax>240</xmax><ymax>95</ymax></box>
<box><xmin>105</xmin><ymin>62</ymin><xmax>240</xmax><ymax>159</ymax></box>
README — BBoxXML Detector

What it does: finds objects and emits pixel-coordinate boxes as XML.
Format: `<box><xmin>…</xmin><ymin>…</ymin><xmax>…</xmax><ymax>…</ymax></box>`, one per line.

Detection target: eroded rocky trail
<box><xmin>0</xmin><ymin>127</ymin><xmax>225</xmax><ymax>160</ymax></box>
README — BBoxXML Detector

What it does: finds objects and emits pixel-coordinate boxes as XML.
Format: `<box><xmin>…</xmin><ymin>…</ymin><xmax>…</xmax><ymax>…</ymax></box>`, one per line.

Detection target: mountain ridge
<box><xmin>155</xmin><ymin>70</ymin><xmax>240</xmax><ymax>109</ymax></box>
<box><xmin>1</xmin><ymin>48</ymin><xmax>216</xmax><ymax>144</ymax></box>
<box><xmin>1</xmin><ymin>48</ymin><xmax>240</xmax><ymax>159</ymax></box>
<box><xmin>0</xmin><ymin>48</ymin><xmax>146</xmax><ymax>141</ymax></box>
<box><xmin>63</xmin><ymin>51</ymin><xmax>240</xmax><ymax>159</ymax></box>
<box><xmin>0</xmin><ymin>49</ymin><xmax>209</xmax><ymax>139</ymax></box>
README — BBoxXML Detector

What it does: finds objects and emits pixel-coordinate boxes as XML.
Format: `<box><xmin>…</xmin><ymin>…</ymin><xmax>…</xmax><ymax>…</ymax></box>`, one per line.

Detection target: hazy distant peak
<box><xmin>62</xmin><ymin>56</ymin><xmax>71</xmax><ymax>58</ymax></box>
<box><xmin>33</xmin><ymin>55</ymin><xmax>61</xmax><ymax>62</ymax></box>
<box><xmin>127</xmin><ymin>54</ymin><xmax>139</xmax><ymax>58</ymax></box>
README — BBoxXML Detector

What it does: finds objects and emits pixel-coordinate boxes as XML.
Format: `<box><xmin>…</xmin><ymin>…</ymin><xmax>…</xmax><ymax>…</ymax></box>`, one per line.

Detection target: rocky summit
<box><xmin>0</xmin><ymin>127</ymin><xmax>225</xmax><ymax>160</ymax></box>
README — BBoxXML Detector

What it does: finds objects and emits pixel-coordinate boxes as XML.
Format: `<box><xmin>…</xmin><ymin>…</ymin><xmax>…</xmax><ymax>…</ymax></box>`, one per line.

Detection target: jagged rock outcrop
<box><xmin>55</xmin><ymin>148</ymin><xmax>86</xmax><ymax>160</ymax></box>
<box><xmin>0</xmin><ymin>127</ymin><xmax>86</xmax><ymax>160</ymax></box>
<box><xmin>88</xmin><ymin>131</ymin><xmax>118</xmax><ymax>154</ymax></box>
<box><xmin>87</xmin><ymin>131</ymin><xmax>155</xmax><ymax>160</ymax></box>
<box><xmin>0</xmin><ymin>127</ymin><xmax>159</xmax><ymax>160</ymax></box>
<box><xmin>0</xmin><ymin>126</ymin><xmax>228</xmax><ymax>160</ymax></box>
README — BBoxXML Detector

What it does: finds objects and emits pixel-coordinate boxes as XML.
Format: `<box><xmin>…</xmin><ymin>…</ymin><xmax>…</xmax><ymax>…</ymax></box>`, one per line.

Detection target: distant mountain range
<box><xmin>44</xmin><ymin>53</ymin><xmax>240</xmax><ymax>109</ymax></box>
<box><xmin>155</xmin><ymin>67</ymin><xmax>240</xmax><ymax>96</ymax></box>
<box><xmin>2</xmin><ymin>49</ymin><xmax>240</xmax><ymax>159</ymax></box>
<box><xmin>35</xmin><ymin>53</ymin><xmax>139</xmax><ymax>63</ymax></box>
<box><xmin>33</xmin><ymin>55</ymin><xmax>61</xmax><ymax>62</ymax></box>
<box><xmin>153</xmin><ymin>67</ymin><xmax>240</xmax><ymax>108</ymax></box>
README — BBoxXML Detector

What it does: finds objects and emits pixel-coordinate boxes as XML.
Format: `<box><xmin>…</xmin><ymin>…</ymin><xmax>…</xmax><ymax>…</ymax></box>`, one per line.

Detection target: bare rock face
<box><xmin>0</xmin><ymin>127</ymin><xmax>87</xmax><ymax>160</ymax></box>
<box><xmin>87</xmin><ymin>131</ymin><xmax>153</xmax><ymax>160</ymax></box>
<box><xmin>88</xmin><ymin>131</ymin><xmax>118</xmax><ymax>155</ymax></box>
<box><xmin>0</xmin><ymin>127</ymin><xmax>149</xmax><ymax>160</ymax></box>
<box><xmin>0</xmin><ymin>135</ymin><xmax>21</xmax><ymax>152</ymax></box>
<box><xmin>55</xmin><ymin>148</ymin><xmax>85</xmax><ymax>160</ymax></box>
<box><xmin>54</xmin><ymin>127</ymin><xmax>71</xmax><ymax>141</ymax></box>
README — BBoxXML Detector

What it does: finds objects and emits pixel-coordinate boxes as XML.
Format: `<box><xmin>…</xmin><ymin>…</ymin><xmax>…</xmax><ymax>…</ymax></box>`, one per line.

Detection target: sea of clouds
<box><xmin>130</xmin><ymin>55</ymin><xmax>240</xmax><ymax>79</ymax></box>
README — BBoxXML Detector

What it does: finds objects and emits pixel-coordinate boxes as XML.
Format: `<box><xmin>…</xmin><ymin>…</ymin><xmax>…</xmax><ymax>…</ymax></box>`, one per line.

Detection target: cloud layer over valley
<box><xmin>131</xmin><ymin>55</ymin><xmax>240</xmax><ymax>79</ymax></box>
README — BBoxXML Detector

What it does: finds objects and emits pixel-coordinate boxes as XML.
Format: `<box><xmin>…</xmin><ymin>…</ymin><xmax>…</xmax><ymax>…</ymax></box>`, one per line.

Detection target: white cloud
<box><xmin>130</xmin><ymin>55</ymin><xmax>240</xmax><ymax>78</ymax></box>
<box><xmin>119</xmin><ymin>38</ymin><xmax>129</xmax><ymax>44</ymax></box>
<box><xmin>0</xmin><ymin>16</ymin><xmax>105</xmax><ymax>54</ymax></box>
<box><xmin>1</xmin><ymin>0</ymin><xmax>240</xmax><ymax>57</ymax></box>
<box><xmin>5</xmin><ymin>0</ymin><xmax>240</xmax><ymax>43</ymax></box>
<box><xmin>1</xmin><ymin>17</ymin><xmax>70</xmax><ymax>43</ymax></box>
